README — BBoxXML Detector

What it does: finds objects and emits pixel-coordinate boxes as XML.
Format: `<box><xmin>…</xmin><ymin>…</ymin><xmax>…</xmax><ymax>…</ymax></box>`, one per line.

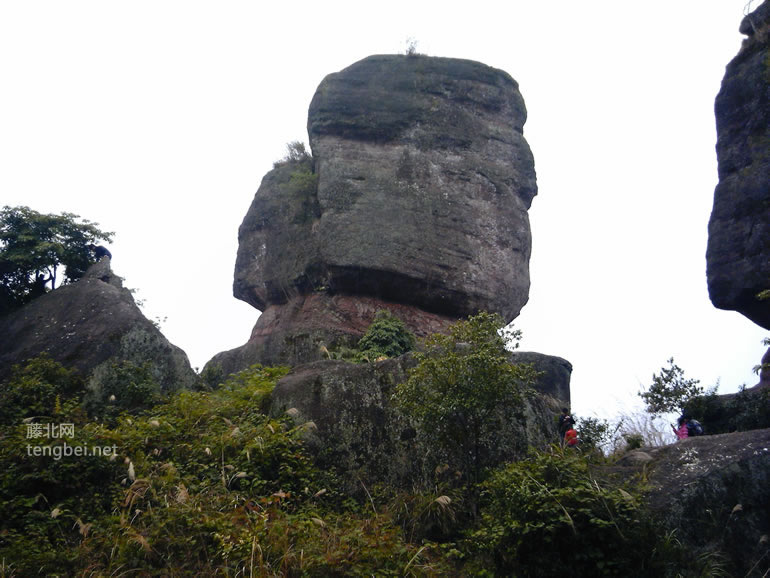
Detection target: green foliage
<box><xmin>356</xmin><ymin>310</ymin><xmax>416</xmax><ymax>362</ymax></box>
<box><xmin>0</xmin><ymin>205</ymin><xmax>113</xmax><ymax>313</ymax></box>
<box><xmin>466</xmin><ymin>448</ymin><xmax>662</xmax><ymax>576</ymax></box>
<box><xmin>639</xmin><ymin>357</ymin><xmax>703</xmax><ymax>416</ymax></box>
<box><xmin>275</xmin><ymin>149</ymin><xmax>319</xmax><ymax>226</ymax></box>
<box><xmin>0</xmin><ymin>357</ymin><xmax>751</xmax><ymax>575</ymax></box>
<box><xmin>575</xmin><ymin>416</ymin><xmax>618</xmax><ymax>455</ymax></box>
<box><xmin>623</xmin><ymin>432</ymin><xmax>645</xmax><ymax>450</ymax></box>
<box><xmin>0</xmin><ymin>354</ymin><xmax>85</xmax><ymax>425</ymax></box>
<box><xmin>198</xmin><ymin>361</ymin><xmax>224</xmax><ymax>390</ymax></box>
<box><xmin>85</xmin><ymin>360</ymin><xmax>165</xmax><ymax>421</ymax></box>
<box><xmin>394</xmin><ymin>312</ymin><xmax>537</xmax><ymax>487</ymax></box>
<box><xmin>273</xmin><ymin>140</ymin><xmax>312</xmax><ymax>167</ymax></box>
<box><xmin>686</xmin><ymin>385</ymin><xmax>770</xmax><ymax>434</ymax></box>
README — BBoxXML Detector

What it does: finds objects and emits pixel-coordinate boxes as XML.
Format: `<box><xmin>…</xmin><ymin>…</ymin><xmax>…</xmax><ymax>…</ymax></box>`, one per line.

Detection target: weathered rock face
<box><xmin>707</xmin><ymin>0</ymin><xmax>770</xmax><ymax>330</ymax></box>
<box><xmin>269</xmin><ymin>354</ymin><xmax>562</xmax><ymax>489</ymax></box>
<box><xmin>0</xmin><ymin>259</ymin><xmax>197</xmax><ymax>394</ymax></box>
<box><xmin>508</xmin><ymin>351</ymin><xmax>572</xmax><ymax>403</ymax></box>
<box><xmin>224</xmin><ymin>54</ymin><xmax>537</xmax><ymax>371</ymax></box>
<box><xmin>620</xmin><ymin>430</ymin><xmax>770</xmax><ymax>576</ymax></box>
<box><xmin>208</xmin><ymin>293</ymin><xmax>456</xmax><ymax>374</ymax></box>
<box><xmin>305</xmin><ymin>55</ymin><xmax>536</xmax><ymax>320</ymax></box>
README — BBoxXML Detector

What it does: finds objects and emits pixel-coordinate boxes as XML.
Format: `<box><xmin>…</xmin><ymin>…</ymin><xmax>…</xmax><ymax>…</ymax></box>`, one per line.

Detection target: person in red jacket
<box><xmin>564</xmin><ymin>426</ymin><xmax>579</xmax><ymax>448</ymax></box>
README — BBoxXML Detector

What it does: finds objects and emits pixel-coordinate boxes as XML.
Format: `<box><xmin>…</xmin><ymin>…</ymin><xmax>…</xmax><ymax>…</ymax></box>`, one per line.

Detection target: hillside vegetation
<box><xmin>0</xmin><ymin>347</ymin><xmax>729</xmax><ymax>576</ymax></box>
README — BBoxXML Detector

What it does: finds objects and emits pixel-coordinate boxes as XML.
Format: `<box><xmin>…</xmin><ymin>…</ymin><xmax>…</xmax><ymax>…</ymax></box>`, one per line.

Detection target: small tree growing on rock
<box><xmin>639</xmin><ymin>357</ymin><xmax>703</xmax><ymax>416</ymax></box>
<box><xmin>0</xmin><ymin>205</ymin><xmax>113</xmax><ymax>313</ymax></box>
<box><xmin>393</xmin><ymin>312</ymin><xmax>538</xmax><ymax>494</ymax></box>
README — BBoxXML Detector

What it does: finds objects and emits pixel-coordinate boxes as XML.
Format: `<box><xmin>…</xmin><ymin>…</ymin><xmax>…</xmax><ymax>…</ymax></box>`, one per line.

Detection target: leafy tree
<box><xmin>639</xmin><ymin>357</ymin><xmax>703</xmax><ymax>416</ymax></box>
<box><xmin>574</xmin><ymin>415</ymin><xmax>619</xmax><ymax>455</ymax></box>
<box><xmin>356</xmin><ymin>310</ymin><xmax>415</xmax><ymax>362</ymax></box>
<box><xmin>0</xmin><ymin>205</ymin><xmax>113</xmax><ymax>313</ymax></box>
<box><xmin>393</xmin><ymin>312</ymin><xmax>537</xmax><ymax>490</ymax></box>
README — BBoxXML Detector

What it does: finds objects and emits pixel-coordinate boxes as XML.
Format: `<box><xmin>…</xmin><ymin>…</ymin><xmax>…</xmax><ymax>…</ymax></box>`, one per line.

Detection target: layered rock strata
<box><xmin>218</xmin><ymin>54</ymin><xmax>538</xmax><ymax>371</ymax></box>
<box><xmin>707</xmin><ymin>0</ymin><xmax>770</xmax><ymax>329</ymax></box>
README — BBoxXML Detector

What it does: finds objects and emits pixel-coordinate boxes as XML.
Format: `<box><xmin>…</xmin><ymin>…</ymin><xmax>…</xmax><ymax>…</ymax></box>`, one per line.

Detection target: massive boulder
<box><xmin>220</xmin><ymin>54</ymin><xmax>538</xmax><ymax>370</ymax></box>
<box><xmin>619</xmin><ymin>429</ymin><xmax>770</xmax><ymax>576</ymax></box>
<box><xmin>707</xmin><ymin>0</ymin><xmax>770</xmax><ymax>330</ymax></box>
<box><xmin>0</xmin><ymin>258</ymin><xmax>197</xmax><ymax>395</ymax></box>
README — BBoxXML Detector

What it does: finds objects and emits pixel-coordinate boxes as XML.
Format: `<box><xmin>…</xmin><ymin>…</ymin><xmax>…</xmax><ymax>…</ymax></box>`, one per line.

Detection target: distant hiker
<box><xmin>28</xmin><ymin>273</ymin><xmax>49</xmax><ymax>298</ymax></box>
<box><xmin>89</xmin><ymin>244</ymin><xmax>112</xmax><ymax>260</ymax></box>
<box><xmin>564</xmin><ymin>426</ymin><xmax>579</xmax><ymax>448</ymax></box>
<box><xmin>558</xmin><ymin>407</ymin><xmax>575</xmax><ymax>439</ymax></box>
<box><xmin>672</xmin><ymin>416</ymin><xmax>689</xmax><ymax>440</ymax></box>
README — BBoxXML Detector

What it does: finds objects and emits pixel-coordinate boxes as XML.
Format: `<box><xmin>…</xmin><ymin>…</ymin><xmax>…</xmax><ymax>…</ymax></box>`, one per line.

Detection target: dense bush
<box><xmin>467</xmin><ymin>448</ymin><xmax>663</xmax><ymax>576</ymax></box>
<box><xmin>357</xmin><ymin>310</ymin><xmax>416</xmax><ymax>362</ymax></box>
<box><xmin>0</xmin><ymin>354</ymin><xmax>85</xmax><ymax>425</ymax></box>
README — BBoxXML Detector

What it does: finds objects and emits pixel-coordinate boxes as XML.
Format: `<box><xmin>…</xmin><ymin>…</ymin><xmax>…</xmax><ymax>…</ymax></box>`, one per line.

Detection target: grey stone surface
<box><xmin>640</xmin><ymin>429</ymin><xmax>770</xmax><ymax>576</ymax></box>
<box><xmin>225</xmin><ymin>54</ymin><xmax>539</xmax><ymax>371</ymax></box>
<box><xmin>707</xmin><ymin>0</ymin><xmax>770</xmax><ymax>329</ymax></box>
<box><xmin>508</xmin><ymin>350</ymin><xmax>572</xmax><ymax>403</ymax></box>
<box><xmin>268</xmin><ymin>354</ymin><xmax>561</xmax><ymax>490</ymax></box>
<box><xmin>0</xmin><ymin>260</ymin><xmax>197</xmax><ymax>393</ymax></box>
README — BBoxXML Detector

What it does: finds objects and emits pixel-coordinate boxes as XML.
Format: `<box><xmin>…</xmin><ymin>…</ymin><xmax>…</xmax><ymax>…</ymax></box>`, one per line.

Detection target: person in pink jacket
<box><xmin>672</xmin><ymin>416</ymin><xmax>689</xmax><ymax>440</ymax></box>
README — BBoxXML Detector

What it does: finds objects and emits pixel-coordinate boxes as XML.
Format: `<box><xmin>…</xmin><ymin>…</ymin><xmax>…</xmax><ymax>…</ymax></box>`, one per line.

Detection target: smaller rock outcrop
<box><xmin>0</xmin><ymin>259</ymin><xmax>197</xmax><ymax>394</ymax></box>
<box><xmin>707</xmin><ymin>0</ymin><xmax>770</xmax><ymax>330</ymax></box>
<box><xmin>508</xmin><ymin>351</ymin><xmax>572</xmax><ymax>403</ymax></box>
<box><xmin>269</xmin><ymin>352</ymin><xmax>569</xmax><ymax>489</ymax></box>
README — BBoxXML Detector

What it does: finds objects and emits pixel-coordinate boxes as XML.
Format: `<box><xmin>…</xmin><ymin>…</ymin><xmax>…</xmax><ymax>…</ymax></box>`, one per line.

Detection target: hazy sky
<box><xmin>2</xmin><ymin>1</ymin><xmax>766</xmax><ymax>421</ymax></box>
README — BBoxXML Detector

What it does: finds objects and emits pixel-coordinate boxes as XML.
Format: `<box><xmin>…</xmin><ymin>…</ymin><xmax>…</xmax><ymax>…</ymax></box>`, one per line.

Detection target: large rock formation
<box><xmin>707</xmin><ymin>0</ymin><xmax>770</xmax><ymax>330</ymax></box>
<box><xmin>619</xmin><ymin>429</ymin><xmax>770</xmax><ymax>576</ymax></box>
<box><xmin>216</xmin><ymin>54</ymin><xmax>538</xmax><ymax>371</ymax></box>
<box><xmin>0</xmin><ymin>258</ymin><xmax>197</xmax><ymax>395</ymax></box>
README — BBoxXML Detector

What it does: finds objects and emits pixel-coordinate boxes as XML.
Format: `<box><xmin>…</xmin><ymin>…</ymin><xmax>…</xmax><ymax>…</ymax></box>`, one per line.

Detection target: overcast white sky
<box><xmin>1</xmin><ymin>1</ymin><xmax>766</xmax><ymax>421</ymax></box>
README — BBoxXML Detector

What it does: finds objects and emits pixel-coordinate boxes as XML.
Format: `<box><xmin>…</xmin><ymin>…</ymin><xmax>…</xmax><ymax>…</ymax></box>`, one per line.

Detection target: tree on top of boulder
<box><xmin>0</xmin><ymin>205</ymin><xmax>113</xmax><ymax>314</ymax></box>
<box><xmin>639</xmin><ymin>357</ymin><xmax>704</xmax><ymax>416</ymax></box>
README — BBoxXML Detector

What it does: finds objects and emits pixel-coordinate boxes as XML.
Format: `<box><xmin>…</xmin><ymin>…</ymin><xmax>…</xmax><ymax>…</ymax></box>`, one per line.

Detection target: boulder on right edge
<box><xmin>706</xmin><ymin>0</ymin><xmax>770</xmax><ymax>330</ymax></box>
<box><xmin>620</xmin><ymin>430</ymin><xmax>770</xmax><ymax>576</ymax></box>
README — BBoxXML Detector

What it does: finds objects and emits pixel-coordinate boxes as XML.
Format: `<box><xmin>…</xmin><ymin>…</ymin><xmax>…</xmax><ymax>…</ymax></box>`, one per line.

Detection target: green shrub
<box><xmin>394</xmin><ymin>312</ymin><xmax>537</xmax><ymax>490</ymax></box>
<box><xmin>465</xmin><ymin>449</ymin><xmax>661</xmax><ymax>576</ymax></box>
<box><xmin>0</xmin><ymin>354</ymin><xmax>85</xmax><ymax>425</ymax></box>
<box><xmin>357</xmin><ymin>310</ymin><xmax>415</xmax><ymax>361</ymax></box>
